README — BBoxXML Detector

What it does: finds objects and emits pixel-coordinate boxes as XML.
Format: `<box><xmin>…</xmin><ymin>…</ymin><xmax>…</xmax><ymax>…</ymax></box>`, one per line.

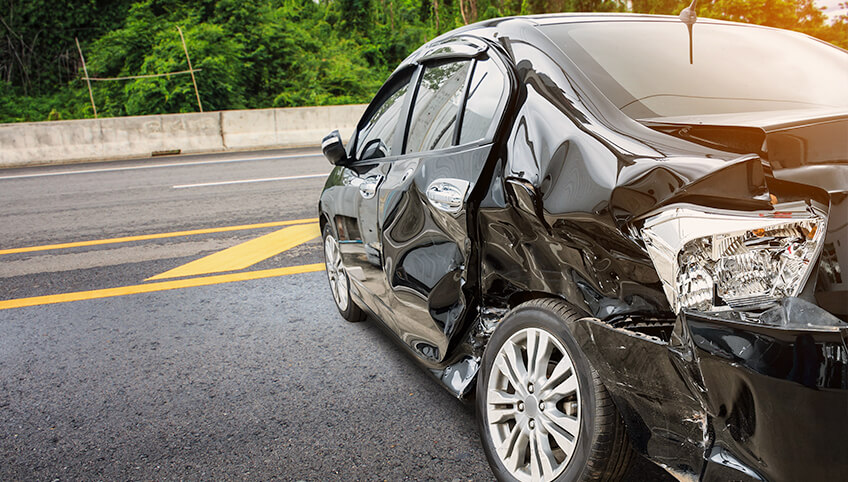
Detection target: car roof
<box><xmin>480</xmin><ymin>12</ymin><xmax>752</xmax><ymax>27</ymax></box>
<box><xmin>413</xmin><ymin>12</ymin><xmax>774</xmax><ymax>61</ymax></box>
<box><xmin>392</xmin><ymin>12</ymin><xmax>817</xmax><ymax>100</ymax></box>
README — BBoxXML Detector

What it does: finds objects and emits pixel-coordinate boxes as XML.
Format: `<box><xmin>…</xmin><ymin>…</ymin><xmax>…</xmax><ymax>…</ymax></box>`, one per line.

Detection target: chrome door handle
<box><xmin>358</xmin><ymin>174</ymin><xmax>383</xmax><ymax>199</ymax></box>
<box><xmin>426</xmin><ymin>178</ymin><xmax>470</xmax><ymax>213</ymax></box>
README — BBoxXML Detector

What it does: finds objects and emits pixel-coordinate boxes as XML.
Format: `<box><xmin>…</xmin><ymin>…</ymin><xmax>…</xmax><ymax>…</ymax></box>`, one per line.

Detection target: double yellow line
<box><xmin>0</xmin><ymin>218</ymin><xmax>325</xmax><ymax>311</ymax></box>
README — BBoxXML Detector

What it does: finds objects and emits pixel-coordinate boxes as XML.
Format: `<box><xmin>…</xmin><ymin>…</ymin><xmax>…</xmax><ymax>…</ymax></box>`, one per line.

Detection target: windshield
<box><xmin>541</xmin><ymin>21</ymin><xmax>848</xmax><ymax>120</ymax></box>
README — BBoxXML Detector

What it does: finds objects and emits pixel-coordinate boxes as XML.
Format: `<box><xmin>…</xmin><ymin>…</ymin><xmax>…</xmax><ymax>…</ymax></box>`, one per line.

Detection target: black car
<box><xmin>318</xmin><ymin>12</ymin><xmax>848</xmax><ymax>482</ymax></box>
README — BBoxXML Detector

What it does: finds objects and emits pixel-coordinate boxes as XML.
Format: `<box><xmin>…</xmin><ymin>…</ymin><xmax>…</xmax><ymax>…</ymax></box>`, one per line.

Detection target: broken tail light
<box><xmin>640</xmin><ymin>202</ymin><xmax>826</xmax><ymax>314</ymax></box>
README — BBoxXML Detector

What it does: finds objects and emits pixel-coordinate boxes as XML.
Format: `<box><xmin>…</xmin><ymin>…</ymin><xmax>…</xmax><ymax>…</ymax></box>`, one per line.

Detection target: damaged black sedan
<box><xmin>318</xmin><ymin>12</ymin><xmax>848</xmax><ymax>482</ymax></box>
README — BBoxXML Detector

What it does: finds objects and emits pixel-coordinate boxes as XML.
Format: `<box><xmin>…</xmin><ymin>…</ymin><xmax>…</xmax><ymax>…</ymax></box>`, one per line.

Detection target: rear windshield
<box><xmin>541</xmin><ymin>21</ymin><xmax>848</xmax><ymax>119</ymax></box>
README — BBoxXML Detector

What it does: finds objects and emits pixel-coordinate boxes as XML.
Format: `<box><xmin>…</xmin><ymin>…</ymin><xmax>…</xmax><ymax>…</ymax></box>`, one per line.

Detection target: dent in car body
<box><xmin>478</xmin><ymin>20</ymin><xmax>776</xmax><ymax>321</ymax></box>
<box><xmin>571</xmin><ymin>316</ymin><xmax>708</xmax><ymax>480</ymax></box>
<box><xmin>319</xmin><ymin>15</ymin><xmax>848</xmax><ymax>480</ymax></box>
<box><xmin>572</xmin><ymin>299</ymin><xmax>848</xmax><ymax>481</ymax></box>
<box><xmin>686</xmin><ymin>300</ymin><xmax>848</xmax><ymax>481</ymax></box>
<box><xmin>572</xmin><ymin>298</ymin><xmax>848</xmax><ymax>480</ymax></box>
<box><xmin>473</xmin><ymin>18</ymin><xmax>848</xmax><ymax>481</ymax></box>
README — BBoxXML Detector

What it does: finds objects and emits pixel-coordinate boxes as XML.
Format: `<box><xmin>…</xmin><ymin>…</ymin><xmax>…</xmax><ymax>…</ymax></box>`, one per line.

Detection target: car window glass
<box><xmin>406</xmin><ymin>60</ymin><xmax>471</xmax><ymax>154</ymax></box>
<box><xmin>459</xmin><ymin>57</ymin><xmax>507</xmax><ymax>144</ymax></box>
<box><xmin>356</xmin><ymin>73</ymin><xmax>412</xmax><ymax>160</ymax></box>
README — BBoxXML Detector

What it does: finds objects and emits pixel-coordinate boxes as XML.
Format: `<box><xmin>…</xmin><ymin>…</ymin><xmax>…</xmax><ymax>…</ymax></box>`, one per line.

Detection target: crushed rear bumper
<box><xmin>573</xmin><ymin>298</ymin><xmax>848</xmax><ymax>481</ymax></box>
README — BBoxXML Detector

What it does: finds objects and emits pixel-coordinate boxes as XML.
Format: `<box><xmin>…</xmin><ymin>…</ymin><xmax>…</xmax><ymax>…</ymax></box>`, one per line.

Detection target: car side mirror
<box><xmin>322</xmin><ymin>130</ymin><xmax>348</xmax><ymax>165</ymax></box>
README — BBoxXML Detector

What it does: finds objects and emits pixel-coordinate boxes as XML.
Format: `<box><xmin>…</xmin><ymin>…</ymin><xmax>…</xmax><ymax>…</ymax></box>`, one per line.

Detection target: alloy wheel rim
<box><xmin>323</xmin><ymin>234</ymin><xmax>349</xmax><ymax>311</ymax></box>
<box><xmin>486</xmin><ymin>327</ymin><xmax>581</xmax><ymax>482</ymax></box>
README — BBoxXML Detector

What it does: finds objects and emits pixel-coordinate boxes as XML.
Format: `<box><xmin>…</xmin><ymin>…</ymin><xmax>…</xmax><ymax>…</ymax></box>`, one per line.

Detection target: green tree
<box><xmin>0</xmin><ymin>0</ymin><xmax>135</xmax><ymax>95</ymax></box>
<box><xmin>0</xmin><ymin>0</ymin><xmax>844</xmax><ymax>123</ymax></box>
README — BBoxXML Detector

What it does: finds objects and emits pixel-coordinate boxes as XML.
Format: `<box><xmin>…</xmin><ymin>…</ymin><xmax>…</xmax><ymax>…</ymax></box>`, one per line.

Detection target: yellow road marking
<box><xmin>147</xmin><ymin>223</ymin><xmax>320</xmax><ymax>280</ymax></box>
<box><xmin>0</xmin><ymin>218</ymin><xmax>319</xmax><ymax>255</ymax></box>
<box><xmin>0</xmin><ymin>263</ymin><xmax>326</xmax><ymax>311</ymax></box>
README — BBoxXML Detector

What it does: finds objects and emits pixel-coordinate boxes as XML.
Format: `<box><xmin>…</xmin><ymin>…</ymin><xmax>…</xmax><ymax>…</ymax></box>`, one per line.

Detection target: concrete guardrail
<box><xmin>0</xmin><ymin>104</ymin><xmax>367</xmax><ymax>168</ymax></box>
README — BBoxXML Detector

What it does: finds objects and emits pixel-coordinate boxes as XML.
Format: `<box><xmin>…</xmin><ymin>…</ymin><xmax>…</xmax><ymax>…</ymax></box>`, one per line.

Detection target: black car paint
<box><xmin>319</xmin><ymin>14</ymin><xmax>848</xmax><ymax>481</ymax></box>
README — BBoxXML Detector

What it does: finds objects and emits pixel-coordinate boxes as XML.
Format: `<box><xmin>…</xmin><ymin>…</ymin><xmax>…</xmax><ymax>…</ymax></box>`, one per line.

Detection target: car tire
<box><xmin>476</xmin><ymin>298</ymin><xmax>633</xmax><ymax>482</ymax></box>
<box><xmin>322</xmin><ymin>225</ymin><xmax>365</xmax><ymax>322</ymax></box>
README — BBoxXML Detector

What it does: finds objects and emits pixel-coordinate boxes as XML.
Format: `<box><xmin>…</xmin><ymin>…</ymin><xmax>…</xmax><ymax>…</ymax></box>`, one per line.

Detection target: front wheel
<box><xmin>476</xmin><ymin>298</ymin><xmax>633</xmax><ymax>481</ymax></box>
<box><xmin>322</xmin><ymin>225</ymin><xmax>364</xmax><ymax>322</ymax></box>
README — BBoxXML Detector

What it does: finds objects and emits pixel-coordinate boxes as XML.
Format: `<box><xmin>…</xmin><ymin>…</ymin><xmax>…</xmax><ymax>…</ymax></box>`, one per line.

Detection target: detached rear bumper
<box><xmin>685</xmin><ymin>301</ymin><xmax>848</xmax><ymax>481</ymax></box>
<box><xmin>574</xmin><ymin>298</ymin><xmax>848</xmax><ymax>481</ymax></box>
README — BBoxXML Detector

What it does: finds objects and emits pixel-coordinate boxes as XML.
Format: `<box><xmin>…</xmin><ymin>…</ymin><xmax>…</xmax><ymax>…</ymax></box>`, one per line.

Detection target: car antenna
<box><xmin>679</xmin><ymin>0</ymin><xmax>698</xmax><ymax>64</ymax></box>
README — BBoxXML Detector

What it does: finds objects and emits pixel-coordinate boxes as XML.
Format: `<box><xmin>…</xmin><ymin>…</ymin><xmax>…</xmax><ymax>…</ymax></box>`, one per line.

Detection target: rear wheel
<box><xmin>477</xmin><ymin>298</ymin><xmax>633</xmax><ymax>481</ymax></box>
<box><xmin>322</xmin><ymin>225</ymin><xmax>365</xmax><ymax>322</ymax></box>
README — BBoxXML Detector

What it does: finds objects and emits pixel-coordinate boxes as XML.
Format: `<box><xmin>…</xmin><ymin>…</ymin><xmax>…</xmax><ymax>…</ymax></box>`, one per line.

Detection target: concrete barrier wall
<box><xmin>0</xmin><ymin>104</ymin><xmax>367</xmax><ymax>168</ymax></box>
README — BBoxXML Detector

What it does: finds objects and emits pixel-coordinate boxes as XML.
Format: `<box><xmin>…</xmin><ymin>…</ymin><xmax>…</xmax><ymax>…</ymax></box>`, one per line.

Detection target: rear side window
<box><xmin>459</xmin><ymin>56</ymin><xmax>507</xmax><ymax>144</ymax></box>
<box><xmin>356</xmin><ymin>72</ymin><xmax>413</xmax><ymax>160</ymax></box>
<box><xmin>406</xmin><ymin>60</ymin><xmax>471</xmax><ymax>154</ymax></box>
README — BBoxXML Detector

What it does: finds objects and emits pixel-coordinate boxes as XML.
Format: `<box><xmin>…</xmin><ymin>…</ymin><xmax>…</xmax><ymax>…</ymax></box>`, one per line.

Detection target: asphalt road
<box><xmin>0</xmin><ymin>149</ymin><xmax>669</xmax><ymax>480</ymax></box>
<box><xmin>0</xmin><ymin>149</ymin><xmax>329</xmax><ymax>299</ymax></box>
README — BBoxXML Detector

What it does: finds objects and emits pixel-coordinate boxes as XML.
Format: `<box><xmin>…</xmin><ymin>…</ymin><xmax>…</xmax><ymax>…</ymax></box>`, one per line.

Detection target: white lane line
<box><xmin>172</xmin><ymin>173</ymin><xmax>329</xmax><ymax>189</ymax></box>
<box><xmin>0</xmin><ymin>153</ymin><xmax>323</xmax><ymax>180</ymax></box>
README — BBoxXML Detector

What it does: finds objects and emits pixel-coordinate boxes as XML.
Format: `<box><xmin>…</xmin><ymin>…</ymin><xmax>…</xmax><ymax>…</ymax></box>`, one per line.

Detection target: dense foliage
<box><xmin>1</xmin><ymin>0</ymin><xmax>846</xmax><ymax>122</ymax></box>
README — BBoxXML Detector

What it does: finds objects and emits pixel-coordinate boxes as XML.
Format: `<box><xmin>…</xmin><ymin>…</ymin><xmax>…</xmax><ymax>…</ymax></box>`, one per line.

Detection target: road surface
<box><xmin>0</xmin><ymin>149</ymin><xmax>668</xmax><ymax>480</ymax></box>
